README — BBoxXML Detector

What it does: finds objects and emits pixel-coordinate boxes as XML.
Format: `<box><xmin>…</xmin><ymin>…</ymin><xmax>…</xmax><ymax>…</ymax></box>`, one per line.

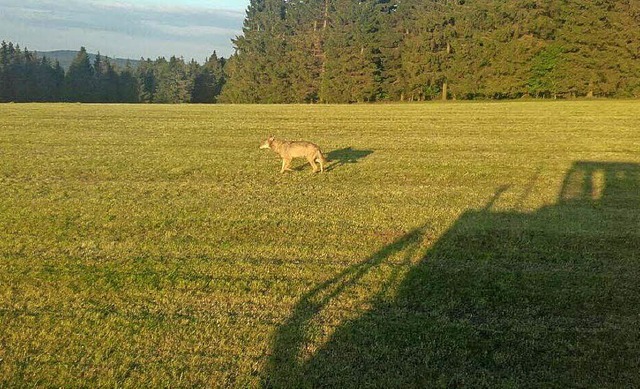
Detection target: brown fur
<box><xmin>260</xmin><ymin>136</ymin><xmax>328</xmax><ymax>173</ymax></box>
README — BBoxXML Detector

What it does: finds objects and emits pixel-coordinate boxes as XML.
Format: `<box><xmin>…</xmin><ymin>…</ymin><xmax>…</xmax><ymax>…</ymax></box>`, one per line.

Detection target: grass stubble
<box><xmin>0</xmin><ymin>101</ymin><xmax>639</xmax><ymax>387</ymax></box>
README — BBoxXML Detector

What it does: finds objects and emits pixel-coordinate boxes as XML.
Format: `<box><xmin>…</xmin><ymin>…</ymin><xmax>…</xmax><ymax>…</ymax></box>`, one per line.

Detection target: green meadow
<box><xmin>1</xmin><ymin>102</ymin><xmax>639</xmax><ymax>387</ymax></box>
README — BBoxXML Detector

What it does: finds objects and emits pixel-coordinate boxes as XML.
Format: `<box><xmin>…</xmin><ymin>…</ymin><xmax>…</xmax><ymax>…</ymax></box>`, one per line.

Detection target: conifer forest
<box><xmin>2</xmin><ymin>0</ymin><xmax>639</xmax><ymax>103</ymax></box>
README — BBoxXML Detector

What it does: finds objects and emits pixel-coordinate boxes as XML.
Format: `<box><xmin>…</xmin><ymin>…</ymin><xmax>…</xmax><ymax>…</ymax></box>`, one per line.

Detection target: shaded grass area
<box><xmin>1</xmin><ymin>102</ymin><xmax>639</xmax><ymax>387</ymax></box>
<box><xmin>265</xmin><ymin>163</ymin><xmax>640</xmax><ymax>387</ymax></box>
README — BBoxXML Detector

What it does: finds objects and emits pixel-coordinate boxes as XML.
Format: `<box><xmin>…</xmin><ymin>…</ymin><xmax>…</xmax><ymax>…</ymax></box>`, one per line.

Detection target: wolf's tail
<box><xmin>316</xmin><ymin>151</ymin><xmax>328</xmax><ymax>164</ymax></box>
<box><xmin>315</xmin><ymin>150</ymin><xmax>328</xmax><ymax>172</ymax></box>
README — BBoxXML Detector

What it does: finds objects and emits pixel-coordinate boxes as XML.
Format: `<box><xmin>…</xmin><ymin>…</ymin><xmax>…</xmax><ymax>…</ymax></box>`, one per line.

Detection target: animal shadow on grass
<box><xmin>263</xmin><ymin>161</ymin><xmax>640</xmax><ymax>388</ymax></box>
<box><xmin>291</xmin><ymin>147</ymin><xmax>373</xmax><ymax>172</ymax></box>
<box><xmin>324</xmin><ymin>147</ymin><xmax>373</xmax><ymax>172</ymax></box>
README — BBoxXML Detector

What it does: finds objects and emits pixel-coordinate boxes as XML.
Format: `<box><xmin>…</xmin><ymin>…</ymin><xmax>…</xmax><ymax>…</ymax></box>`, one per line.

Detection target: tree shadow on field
<box><xmin>324</xmin><ymin>147</ymin><xmax>373</xmax><ymax>172</ymax></box>
<box><xmin>263</xmin><ymin>161</ymin><xmax>640</xmax><ymax>388</ymax></box>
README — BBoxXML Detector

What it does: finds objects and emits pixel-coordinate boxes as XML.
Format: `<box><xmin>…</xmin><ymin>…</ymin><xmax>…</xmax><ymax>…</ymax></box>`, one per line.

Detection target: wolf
<box><xmin>260</xmin><ymin>136</ymin><xmax>328</xmax><ymax>173</ymax></box>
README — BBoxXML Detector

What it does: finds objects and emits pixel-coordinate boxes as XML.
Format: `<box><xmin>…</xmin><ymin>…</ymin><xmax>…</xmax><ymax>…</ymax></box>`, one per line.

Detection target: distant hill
<box><xmin>34</xmin><ymin>50</ymin><xmax>140</xmax><ymax>71</ymax></box>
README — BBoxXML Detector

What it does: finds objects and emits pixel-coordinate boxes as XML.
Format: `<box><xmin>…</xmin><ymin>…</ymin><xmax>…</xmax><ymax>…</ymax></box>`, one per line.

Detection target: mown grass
<box><xmin>1</xmin><ymin>102</ymin><xmax>639</xmax><ymax>387</ymax></box>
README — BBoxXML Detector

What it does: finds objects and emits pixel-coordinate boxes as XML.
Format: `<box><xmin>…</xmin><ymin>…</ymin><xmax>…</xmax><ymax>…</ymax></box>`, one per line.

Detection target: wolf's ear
<box><xmin>268</xmin><ymin>135</ymin><xmax>275</xmax><ymax>142</ymax></box>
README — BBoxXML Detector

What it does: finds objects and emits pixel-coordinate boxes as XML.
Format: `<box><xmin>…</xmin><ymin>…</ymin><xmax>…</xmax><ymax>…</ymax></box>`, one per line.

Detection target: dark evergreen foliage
<box><xmin>0</xmin><ymin>41</ymin><xmax>225</xmax><ymax>104</ymax></box>
<box><xmin>64</xmin><ymin>47</ymin><xmax>95</xmax><ymax>102</ymax></box>
<box><xmin>3</xmin><ymin>0</ymin><xmax>638</xmax><ymax>104</ymax></box>
<box><xmin>222</xmin><ymin>0</ymin><xmax>640</xmax><ymax>102</ymax></box>
<box><xmin>192</xmin><ymin>52</ymin><xmax>227</xmax><ymax>103</ymax></box>
<box><xmin>0</xmin><ymin>41</ymin><xmax>65</xmax><ymax>102</ymax></box>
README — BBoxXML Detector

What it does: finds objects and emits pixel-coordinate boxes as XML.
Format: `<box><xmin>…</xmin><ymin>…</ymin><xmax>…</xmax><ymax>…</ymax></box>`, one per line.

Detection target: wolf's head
<box><xmin>260</xmin><ymin>136</ymin><xmax>275</xmax><ymax>150</ymax></box>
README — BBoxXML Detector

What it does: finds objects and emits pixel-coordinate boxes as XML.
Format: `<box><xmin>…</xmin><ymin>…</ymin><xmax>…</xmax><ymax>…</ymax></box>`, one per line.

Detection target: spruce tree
<box><xmin>1</xmin><ymin>43</ymin><xmax>17</xmax><ymax>101</ymax></box>
<box><xmin>65</xmin><ymin>47</ymin><xmax>95</xmax><ymax>102</ymax></box>
<box><xmin>102</xmin><ymin>59</ymin><xmax>120</xmax><ymax>102</ymax></box>
<box><xmin>191</xmin><ymin>53</ymin><xmax>225</xmax><ymax>103</ymax></box>
<box><xmin>220</xmin><ymin>0</ymin><xmax>291</xmax><ymax>103</ymax></box>
<box><xmin>137</xmin><ymin>59</ymin><xmax>156</xmax><ymax>103</ymax></box>
<box><xmin>118</xmin><ymin>61</ymin><xmax>139</xmax><ymax>103</ymax></box>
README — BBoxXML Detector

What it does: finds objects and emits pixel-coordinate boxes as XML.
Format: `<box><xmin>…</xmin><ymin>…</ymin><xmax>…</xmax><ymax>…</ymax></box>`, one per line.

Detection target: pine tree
<box><xmin>208</xmin><ymin>52</ymin><xmax>227</xmax><ymax>101</ymax></box>
<box><xmin>11</xmin><ymin>45</ymin><xmax>27</xmax><ymax>102</ymax></box>
<box><xmin>0</xmin><ymin>41</ymin><xmax>9</xmax><ymax>102</ymax></box>
<box><xmin>65</xmin><ymin>47</ymin><xmax>95</xmax><ymax>102</ymax></box>
<box><xmin>137</xmin><ymin>59</ymin><xmax>156</xmax><ymax>103</ymax></box>
<box><xmin>51</xmin><ymin>61</ymin><xmax>65</xmax><ymax>101</ymax></box>
<box><xmin>191</xmin><ymin>52</ymin><xmax>225</xmax><ymax>103</ymax></box>
<box><xmin>118</xmin><ymin>61</ymin><xmax>139</xmax><ymax>103</ymax></box>
<box><xmin>320</xmin><ymin>0</ymin><xmax>385</xmax><ymax>103</ymax></box>
<box><xmin>1</xmin><ymin>43</ymin><xmax>18</xmax><ymax>101</ymax></box>
<box><xmin>153</xmin><ymin>56</ymin><xmax>192</xmax><ymax>103</ymax></box>
<box><xmin>220</xmin><ymin>0</ymin><xmax>291</xmax><ymax>103</ymax></box>
<box><xmin>102</xmin><ymin>59</ymin><xmax>120</xmax><ymax>102</ymax></box>
<box><xmin>281</xmin><ymin>0</ymin><xmax>326</xmax><ymax>103</ymax></box>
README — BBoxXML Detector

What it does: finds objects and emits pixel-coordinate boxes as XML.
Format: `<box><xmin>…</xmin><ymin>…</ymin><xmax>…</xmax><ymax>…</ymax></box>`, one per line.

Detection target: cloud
<box><xmin>0</xmin><ymin>0</ymin><xmax>246</xmax><ymax>60</ymax></box>
<box><xmin>141</xmin><ymin>21</ymin><xmax>240</xmax><ymax>38</ymax></box>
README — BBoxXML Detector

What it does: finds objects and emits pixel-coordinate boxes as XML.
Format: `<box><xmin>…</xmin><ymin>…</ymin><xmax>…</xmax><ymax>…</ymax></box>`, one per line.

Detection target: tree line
<box><xmin>2</xmin><ymin>0</ymin><xmax>640</xmax><ymax>104</ymax></box>
<box><xmin>0</xmin><ymin>42</ymin><xmax>225</xmax><ymax>103</ymax></box>
<box><xmin>221</xmin><ymin>0</ymin><xmax>640</xmax><ymax>102</ymax></box>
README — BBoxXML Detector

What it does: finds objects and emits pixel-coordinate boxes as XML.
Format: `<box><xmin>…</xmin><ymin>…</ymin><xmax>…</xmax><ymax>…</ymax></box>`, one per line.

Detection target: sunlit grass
<box><xmin>1</xmin><ymin>101</ymin><xmax>639</xmax><ymax>387</ymax></box>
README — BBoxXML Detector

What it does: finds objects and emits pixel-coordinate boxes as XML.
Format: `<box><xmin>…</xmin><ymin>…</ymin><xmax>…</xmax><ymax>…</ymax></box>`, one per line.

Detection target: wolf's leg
<box><xmin>283</xmin><ymin>158</ymin><xmax>293</xmax><ymax>172</ymax></box>
<box><xmin>280</xmin><ymin>159</ymin><xmax>286</xmax><ymax>173</ymax></box>
<box><xmin>315</xmin><ymin>153</ymin><xmax>324</xmax><ymax>173</ymax></box>
<box><xmin>307</xmin><ymin>156</ymin><xmax>318</xmax><ymax>173</ymax></box>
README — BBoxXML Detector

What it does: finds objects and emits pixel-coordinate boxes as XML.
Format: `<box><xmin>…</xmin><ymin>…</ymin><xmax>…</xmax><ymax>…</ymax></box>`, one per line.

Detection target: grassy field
<box><xmin>1</xmin><ymin>101</ymin><xmax>639</xmax><ymax>387</ymax></box>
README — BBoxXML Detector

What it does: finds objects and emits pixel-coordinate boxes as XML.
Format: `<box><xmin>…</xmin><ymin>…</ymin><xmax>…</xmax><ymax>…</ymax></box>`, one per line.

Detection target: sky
<box><xmin>0</xmin><ymin>0</ymin><xmax>250</xmax><ymax>61</ymax></box>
